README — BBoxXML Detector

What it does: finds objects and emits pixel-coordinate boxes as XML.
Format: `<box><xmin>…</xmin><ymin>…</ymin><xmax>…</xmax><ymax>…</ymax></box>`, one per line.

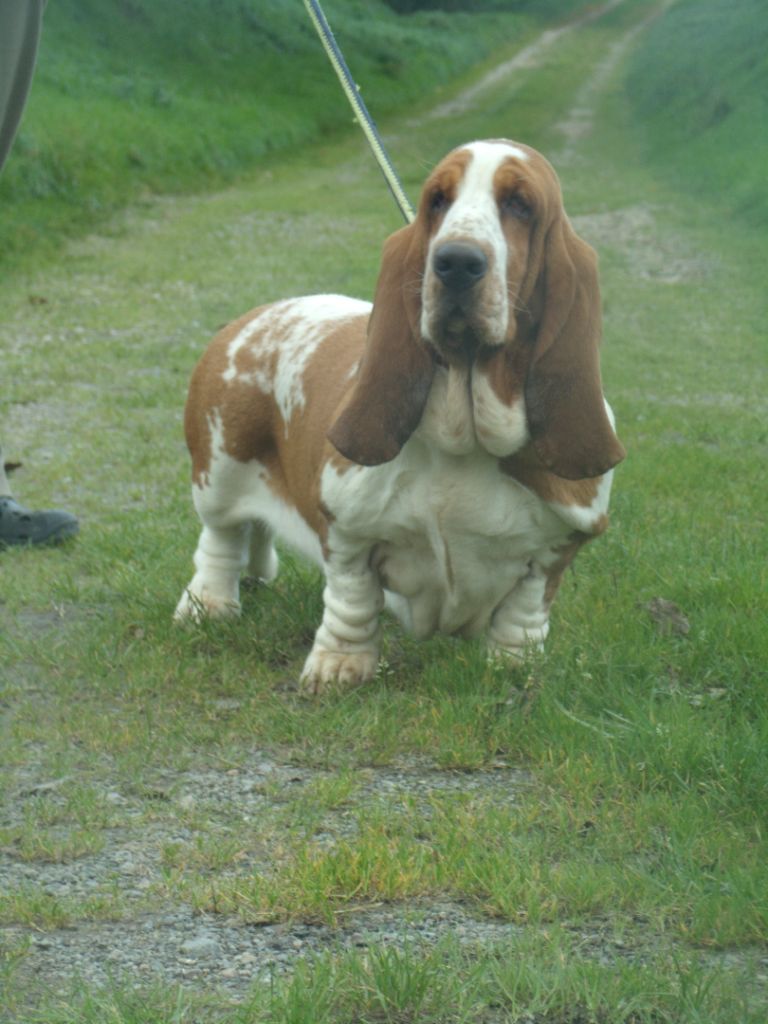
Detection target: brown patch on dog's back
<box><xmin>184</xmin><ymin>307</ymin><xmax>280</xmax><ymax>488</ymax></box>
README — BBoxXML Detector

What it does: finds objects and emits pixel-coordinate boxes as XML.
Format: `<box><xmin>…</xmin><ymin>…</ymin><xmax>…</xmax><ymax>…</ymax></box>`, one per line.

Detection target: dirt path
<box><xmin>423</xmin><ymin>0</ymin><xmax>627</xmax><ymax>122</ymax></box>
<box><xmin>550</xmin><ymin>0</ymin><xmax>671</xmax><ymax>164</ymax></box>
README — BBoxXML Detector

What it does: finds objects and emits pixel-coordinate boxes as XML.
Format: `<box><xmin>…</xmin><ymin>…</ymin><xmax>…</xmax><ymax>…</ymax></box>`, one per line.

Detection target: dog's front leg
<box><xmin>300</xmin><ymin>541</ymin><xmax>384</xmax><ymax>695</ymax></box>
<box><xmin>487</xmin><ymin>561</ymin><xmax>550</xmax><ymax>662</ymax></box>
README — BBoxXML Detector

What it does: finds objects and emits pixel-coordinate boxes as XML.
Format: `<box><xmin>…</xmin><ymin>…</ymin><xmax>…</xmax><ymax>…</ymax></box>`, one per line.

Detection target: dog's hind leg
<box><xmin>247</xmin><ymin>519</ymin><xmax>279</xmax><ymax>582</ymax></box>
<box><xmin>175</xmin><ymin>521</ymin><xmax>251</xmax><ymax>621</ymax></box>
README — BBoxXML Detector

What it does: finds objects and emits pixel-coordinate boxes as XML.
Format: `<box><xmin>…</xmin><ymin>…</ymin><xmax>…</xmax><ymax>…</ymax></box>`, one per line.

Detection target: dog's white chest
<box><xmin>321</xmin><ymin>441</ymin><xmax>570</xmax><ymax>639</ymax></box>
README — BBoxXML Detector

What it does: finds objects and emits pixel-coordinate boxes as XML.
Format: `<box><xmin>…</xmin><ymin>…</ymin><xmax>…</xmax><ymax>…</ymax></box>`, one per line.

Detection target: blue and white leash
<box><xmin>302</xmin><ymin>0</ymin><xmax>415</xmax><ymax>224</ymax></box>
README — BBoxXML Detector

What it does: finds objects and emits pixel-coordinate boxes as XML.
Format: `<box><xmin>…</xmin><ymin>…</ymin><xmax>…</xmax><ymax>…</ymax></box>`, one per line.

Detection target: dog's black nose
<box><xmin>433</xmin><ymin>242</ymin><xmax>488</xmax><ymax>291</ymax></box>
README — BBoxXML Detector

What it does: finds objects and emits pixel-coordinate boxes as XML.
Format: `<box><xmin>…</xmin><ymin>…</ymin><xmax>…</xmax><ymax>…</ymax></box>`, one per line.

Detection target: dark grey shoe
<box><xmin>0</xmin><ymin>496</ymin><xmax>79</xmax><ymax>548</ymax></box>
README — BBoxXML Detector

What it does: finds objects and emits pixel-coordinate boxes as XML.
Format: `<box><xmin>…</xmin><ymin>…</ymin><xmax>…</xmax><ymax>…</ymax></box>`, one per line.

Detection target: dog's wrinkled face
<box><xmin>329</xmin><ymin>138</ymin><xmax>625</xmax><ymax>479</ymax></box>
<box><xmin>420</xmin><ymin>140</ymin><xmax>540</xmax><ymax>361</ymax></box>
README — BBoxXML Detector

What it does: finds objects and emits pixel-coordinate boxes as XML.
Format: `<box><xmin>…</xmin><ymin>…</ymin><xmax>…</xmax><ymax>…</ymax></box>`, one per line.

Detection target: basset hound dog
<box><xmin>175</xmin><ymin>139</ymin><xmax>625</xmax><ymax>693</ymax></box>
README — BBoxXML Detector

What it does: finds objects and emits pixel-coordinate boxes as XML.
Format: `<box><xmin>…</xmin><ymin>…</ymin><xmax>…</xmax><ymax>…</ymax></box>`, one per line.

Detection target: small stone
<box><xmin>180</xmin><ymin>934</ymin><xmax>220</xmax><ymax>958</ymax></box>
<box><xmin>213</xmin><ymin>699</ymin><xmax>241</xmax><ymax>712</ymax></box>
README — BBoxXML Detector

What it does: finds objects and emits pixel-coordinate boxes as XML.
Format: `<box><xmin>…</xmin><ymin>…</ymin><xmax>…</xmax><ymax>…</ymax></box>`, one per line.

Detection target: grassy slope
<box><xmin>0</xmin><ymin>0</ymin><xmax>545</xmax><ymax>269</ymax></box>
<box><xmin>627</xmin><ymin>0</ymin><xmax>768</xmax><ymax>223</ymax></box>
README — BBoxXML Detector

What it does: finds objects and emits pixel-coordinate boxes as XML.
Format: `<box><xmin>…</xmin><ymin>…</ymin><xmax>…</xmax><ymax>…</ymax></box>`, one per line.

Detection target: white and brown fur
<box><xmin>175</xmin><ymin>140</ymin><xmax>625</xmax><ymax>693</ymax></box>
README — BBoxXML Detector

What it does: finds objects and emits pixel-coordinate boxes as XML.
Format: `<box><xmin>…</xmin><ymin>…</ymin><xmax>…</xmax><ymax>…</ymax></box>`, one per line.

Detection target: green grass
<box><xmin>626</xmin><ymin>0</ymin><xmax>768</xmax><ymax>224</ymax></box>
<box><xmin>171</xmin><ymin>784</ymin><xmax>765</xmax><ymax>945</ymax></box>
<box><xmin>0</xmin><ymin>0</ymin><xmax>546</xmax><ymax>270</ymax></box>
<box><xmin>0</xmin><ymin>886</ymin><xmax>125</xmax><ymax>931</ymax></box>
<box><xmin>1</xmin><ymin>0</ymin><xmax>767</xmax><ymax>1020</ymax></box>
<box><xmin>3</xmin><ymin>937</ymin><xmax>764</xmax><ymax>1023</ymax></box>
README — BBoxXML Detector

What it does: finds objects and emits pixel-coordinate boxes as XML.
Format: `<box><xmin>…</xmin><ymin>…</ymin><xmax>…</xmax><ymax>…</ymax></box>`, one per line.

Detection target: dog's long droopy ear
<box><xmin>525</xmin><ymin>216</ymin><xmax>625</xmax><ymax>480</ymax></box>
<box><xmin>328</xmin><ymin>224</ymin><xmax>435</xmax><ymax>466</ymax></box>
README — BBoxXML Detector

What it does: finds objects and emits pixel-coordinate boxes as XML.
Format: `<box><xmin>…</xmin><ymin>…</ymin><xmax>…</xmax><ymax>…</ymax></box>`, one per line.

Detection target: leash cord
<box><xmin>302</xmin><ymin>0</ymin><xmax>415</xmax><ymax>224</ymax></box>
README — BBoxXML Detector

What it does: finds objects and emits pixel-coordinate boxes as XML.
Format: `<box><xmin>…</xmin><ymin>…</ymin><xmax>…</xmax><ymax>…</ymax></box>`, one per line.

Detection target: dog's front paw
<box><xmin>486</xmin><ymin>630</ymin><xmax>545</xmax><ymax>668</ymax></box>
<box><xmin>486</xmin><ymin>640</ymin><xmax>526</xmax><ymax>665</ymax></box>
<box><xmin>299</xmin><ymin>645</ymin><xmax>379</xmax><ymax>696</ymax></box>
<box><xmin>487</xmin><ymin>616</ymin><xmax>548</xmax><ymax>664</ymax></box>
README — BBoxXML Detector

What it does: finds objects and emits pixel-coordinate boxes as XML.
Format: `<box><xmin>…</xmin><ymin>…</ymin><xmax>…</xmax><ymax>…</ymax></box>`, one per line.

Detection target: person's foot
<box><xmin>0</xmin><ymin>496</ymin><xmax>79</xmax><ymax>548</ymax></box>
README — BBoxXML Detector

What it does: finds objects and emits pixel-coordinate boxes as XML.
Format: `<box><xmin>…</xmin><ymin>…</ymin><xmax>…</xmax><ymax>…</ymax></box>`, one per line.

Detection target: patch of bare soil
<box><xmin>572</xmin><ymin>204</ymin><xmax>713</xmax><ymax>284</ymax></box>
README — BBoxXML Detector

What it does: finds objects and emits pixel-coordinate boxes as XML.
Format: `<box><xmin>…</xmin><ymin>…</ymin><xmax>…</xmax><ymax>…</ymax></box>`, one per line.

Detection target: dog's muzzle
<box><xmin>430</xmin><ymin>242</ymin><xmax>493</xmax><ymax>361</ymax></box>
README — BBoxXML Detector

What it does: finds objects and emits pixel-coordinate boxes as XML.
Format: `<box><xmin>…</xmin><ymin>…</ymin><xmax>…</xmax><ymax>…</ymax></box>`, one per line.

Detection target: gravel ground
<box><xmin>2</xmin><ymin>756</ymin><xmax>766</xmax><ymax>1006</ymax></box>
<box><xmin>4</xmin><ymin>898</ymin><xmax>526</xmax><ymax>999</ymax></box>
<box><xmin>1</xmin><ymin>745</ymin><xmax>534</xmax><ymax>1001</ymax></box>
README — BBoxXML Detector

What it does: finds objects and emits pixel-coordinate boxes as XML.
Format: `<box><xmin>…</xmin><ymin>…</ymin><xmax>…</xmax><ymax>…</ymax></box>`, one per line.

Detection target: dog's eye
<box><xmin>502</xmin><ymin>193</ymin><xmax>532</xmax><ymax>221</ymax></box>
<box><xmin>430</xmin><ymin>190</ymin><xmax>450</xmax><ymax>214</ymax></box>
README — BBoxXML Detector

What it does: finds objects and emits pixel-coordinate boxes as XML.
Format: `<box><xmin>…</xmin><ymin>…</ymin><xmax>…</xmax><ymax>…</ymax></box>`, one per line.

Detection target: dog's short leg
<box><xmin>487</xmin><ymin>562</ymin><xmax>550</xmax><ymax>662</ymax></box>
<box><xmin>175</xmin><ymin>522</ymin><xmax>250</xmax><ymax>621</ymax></box>
<box><xmin>247</xmin><ymin>520</ymin><xmax>279</xmax><ymax>582</ymax></box>
<box><xmin>301</xmin><ymin>546</ymin><xmax>384</xmax><ymax>695</ymax></box>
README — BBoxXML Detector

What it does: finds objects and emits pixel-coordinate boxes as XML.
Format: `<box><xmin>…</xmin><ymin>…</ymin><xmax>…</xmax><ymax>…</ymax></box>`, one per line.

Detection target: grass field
<box><xmin>627</xmin><ymin>0</ymin><xmax>768</xmax><ymax>224</ymax></box>
<box><xmin>0</xmin><ymin>0</ymin><xmax>543</xmax><ymax>271</ymax></box>
<box><xmin>1</xmin><ymin>0</ymin><xmax>767</xmax><ymax>1020</ymax></box>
